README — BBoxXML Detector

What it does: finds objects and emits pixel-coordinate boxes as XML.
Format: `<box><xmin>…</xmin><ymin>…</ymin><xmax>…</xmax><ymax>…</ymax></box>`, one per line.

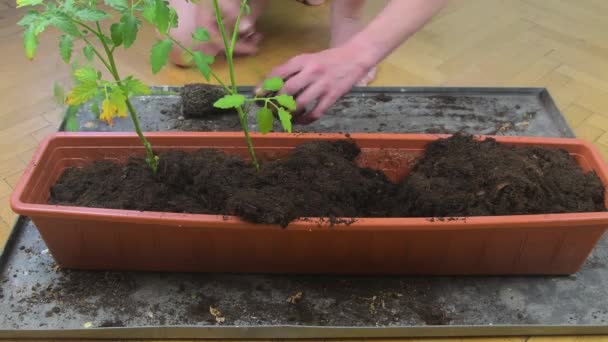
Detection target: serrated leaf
<box><xmin>65</xmin><ymin>81</ymin><xmax>98</xmax><ymax>105</ymax></box>
<box><xmin>154</xmin><ymin>0</ymin><xmax>170</xmax><ymax>33</ymax></box>
<box><xmin>142</xmin><ymin>2</ymin><xmax>156</xmax><ymax>23</ymax></box>
<box><xmin>192</xmin><ymin>51</ymin><xmax>214</xmax><ymax>81</ymax></box>
<box><xmin>277</xmin><ymin>107</ymin><xmax>292</xmax><ymax>133</ymax></box>
<box><xmin>18</xmin><ymin>10</ymin><xmax>39</xmax><ymax>26</ymax></box>
<box><xmin>192</xmin><ymin>27</ymin><xmax>210</xmax><ymax>42</ymax></box>
<box><xmin>23</xmin><ymin>26</ymin><xmax>37</xmax><ymax>60</ymax></box>
<box><xmin>120</xmin><ymin>14</ymin><xmax>139</xmax><ymax>48</ymax></box>
<box><xmin>262</xmin><ymin>77</ymin><xmax>283</xmax><ymax>92</ymax></box>
<box><xmin>110</xmin><ymin>23</ymin><xmax>123</xmax><ymax>46</ymax></box>
<box><xmin>73</xmin><ymin>66</ymin><xmax>98</xmax><ymax>83</ymax></box>
<box><xmin>74</xmin><ymin>8</ymin><xmax>109</xmax><ymax>21</ymax></box>
<box><xmin>31</xmin><ymin>17</ymin><xmax>50</xmax><ymax>35</ymax></box>
<box><xmin>100</xmin><ymin>87</ymin><xmax>127</xmax><ymax>125</ymax></box>
<box><xmin>53</xmin><ymin>82</ymin><xmax>65</xmax><ymax>105</ymax></box>
<box><xmin>256</xmin><ymin>106</ymin><xmax>273</xmax><ymax>134</ymax></box>
<box><xmin>83</xmin><ymin>45</ymin><xmax>94</xmax><ymax>61</ymax></box>
<box><xmin>104</xmin><ymin>0</ymin><xmax>128</xmax><ymax>11</ymax></box>
<box><xmin>124</xmin><ymin>77</ymin><xmax>150</xmax><ymax>96</ymax></box>
<box><xmin>214</xmin><ymin>94</ymin><xmax>245</xmax><ymax>109</ymax></box>
<box><xmin>65</xmin><ymin>105</ymin><xmax>80</xmax><ymax>132</ymax></box>
<box><xmin>168</xmin><ymin>6</ymin><xmax>177</xmax><ymax>28</ymax></box>
<box><xmin>16</xmin><ymin>0</ymin><xmax>43</xmax><ymax>8</ymax></box>
<box><xmin>49</xmin><ymin>15</ymin><xmax>80</xmax><ymax>36</ymax></box>
<box><xmin>58</xmin><ymin>34</ymin><xmax>73</xmax><ymax>63</ymax></box>
<box><xmin>150</xmin><ymin>39</ymin><xmax>172</xmax><ymax>74</ymax></box>
<box><xmin>275</xmin><ymin>94</ymin><xmax>296</xmax><ymax>111</ymax></box>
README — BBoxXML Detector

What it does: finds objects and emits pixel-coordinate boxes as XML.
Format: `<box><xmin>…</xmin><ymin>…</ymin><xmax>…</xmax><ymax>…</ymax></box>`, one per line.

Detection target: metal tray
<box><xmin>4</xmin><ymin>86</ymin><xmax>607</xmax><ymax>339</ymax></box>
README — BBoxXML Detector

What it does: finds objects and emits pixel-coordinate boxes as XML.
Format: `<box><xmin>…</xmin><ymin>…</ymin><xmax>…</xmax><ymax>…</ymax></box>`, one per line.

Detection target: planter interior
<box><xmin>11</xmin><ymin>132</ymin><xmax>608</xmax><ymax>274</ymax></box>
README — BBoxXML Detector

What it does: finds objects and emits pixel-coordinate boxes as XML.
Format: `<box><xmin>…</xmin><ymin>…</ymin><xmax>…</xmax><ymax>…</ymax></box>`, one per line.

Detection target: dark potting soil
<box><xmin>180</xmin><ymin>83</ymin><xmax>236</xmax><ymax>118</ymax></box>
<box><xmin>49</xmin><ymin>135</ymin><xmax>606</xmax><ymax>225</ymax></box>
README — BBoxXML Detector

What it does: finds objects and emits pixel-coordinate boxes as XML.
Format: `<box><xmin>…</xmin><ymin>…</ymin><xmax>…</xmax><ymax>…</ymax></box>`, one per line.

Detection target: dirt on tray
<box><xmin>49</xmin><ymin>134</ymin><xmax>606</xmax><ymax>225</ymax></box>
<box><xmin>180</xmin><ymin>83</ymin><xmax>236</xmax><ymax>118</ymax></box>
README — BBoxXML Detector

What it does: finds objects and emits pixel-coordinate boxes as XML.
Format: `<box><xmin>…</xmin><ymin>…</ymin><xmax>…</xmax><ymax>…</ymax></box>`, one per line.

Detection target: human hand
<box><xmin>265</xmin><ymin>43</ymin><xmax>375</xmax><ymax>124</ymax></box>
<box><xmin>168</xmin><ymin>0</ymin><xmax>265</xmax><ymax>66</ymax></box>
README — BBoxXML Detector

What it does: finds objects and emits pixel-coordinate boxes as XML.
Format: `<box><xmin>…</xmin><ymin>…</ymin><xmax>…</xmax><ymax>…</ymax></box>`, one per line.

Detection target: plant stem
<box><xmin>212</xmin><ymin>0</ymin><xmax>259</xmax><ymax>171</ymax></box>
<box><xmin>94</xmin><ymin>21</ymin><xmax>158</xmax><ymax>172</ymax></box>
<box><xmin>164</xmin><ymin>33</ymin><xmax>230</xmax><ymax>93</ymax></box>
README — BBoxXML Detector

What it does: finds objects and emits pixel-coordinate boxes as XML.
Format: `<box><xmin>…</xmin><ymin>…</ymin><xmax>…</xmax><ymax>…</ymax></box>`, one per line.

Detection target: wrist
<box><xmin>342</xmin><ymin>37</ymin><xmax>381</xmax><ymax>71</ymax></box>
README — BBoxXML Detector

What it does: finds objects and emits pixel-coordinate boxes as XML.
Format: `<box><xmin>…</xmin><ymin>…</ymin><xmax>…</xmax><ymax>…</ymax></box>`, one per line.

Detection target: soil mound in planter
<box><xmin>49</xmin><ymin>135</ymin><xmax>606</xmax><ymax>226</ymax></box>
<box><xmin>49</xmin><ymin>140</ymin><xmax>396</xmax><ymax>226</ymax></box>
<box><xmin>393</xmin><ymin>134</ymin><xmax>606</xmax><ymax>217</ymax></box>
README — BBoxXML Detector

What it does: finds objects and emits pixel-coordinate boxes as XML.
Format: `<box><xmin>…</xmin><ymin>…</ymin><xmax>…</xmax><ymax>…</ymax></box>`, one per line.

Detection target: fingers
<box><xmin>356</xmin><ymin>66</ymin><xmax>377</xmax><ymax>86</ymax></box>
<box><xmin>267</xmin><ymin>55</ymin><xmax>306</xmax><ymax>81</ymax></box>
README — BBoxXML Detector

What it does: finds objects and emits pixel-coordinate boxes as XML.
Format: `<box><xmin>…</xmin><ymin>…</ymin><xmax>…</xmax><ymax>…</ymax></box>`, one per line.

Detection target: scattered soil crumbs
<box><xmin>50</xmin><ymin>134</ymin><xmax>606</xmax><ymax>226</ymax></box>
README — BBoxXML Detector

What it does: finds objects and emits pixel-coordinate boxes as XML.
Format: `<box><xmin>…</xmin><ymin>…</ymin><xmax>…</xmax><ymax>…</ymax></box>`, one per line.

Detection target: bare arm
<box><xmin>268</xmin><ymin>0</ymin><xmax>447</xmax><ymax>124</ymax></box>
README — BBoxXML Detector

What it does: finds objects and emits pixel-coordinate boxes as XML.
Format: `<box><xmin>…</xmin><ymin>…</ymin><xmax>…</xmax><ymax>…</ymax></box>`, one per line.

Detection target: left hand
<box><xmin>266</xmin><ymin>43</ymin><xmax>374</xmax><ymax>124</ymax></box>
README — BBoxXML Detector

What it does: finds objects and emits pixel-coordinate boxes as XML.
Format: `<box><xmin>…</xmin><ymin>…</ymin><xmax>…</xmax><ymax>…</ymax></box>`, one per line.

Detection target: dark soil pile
<box><xmin>49</xmin><ymin>135</ymin><xmax>606</xmax><ymax>226</ymax></box>
<box><xmin>393</xmin><ymin>134</ymin><xmax>606</xmax><ymax>217</ymax></box>
<box><xmin>180</xmin><ymin>84</ymin><xmax>236</xmax><ymax>118</ymax></box>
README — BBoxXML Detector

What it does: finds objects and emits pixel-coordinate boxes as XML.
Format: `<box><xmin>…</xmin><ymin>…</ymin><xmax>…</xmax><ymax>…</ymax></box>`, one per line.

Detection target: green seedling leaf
<box><xmin>256</xmin><ymin>106</ymin><xmax>273</xmax><ymax>133</ymax></box>
<box><xmin>124</xmin><ymin>77</ymin><xmax>151</xmax><ymax>96</ymax></box>
<box><xmin>168</xmin><ymin>6</ymin><xmax>178</xmax><ymax>28</ymax></box>
<box><xmin>49</xmin><ymin>15</ymin><xmax>80</xmax><ymax>36</ymax></box>
<box><xmin>65</xmin><ymin>80</ymin><xmax>98</xmax><ymax>105</ymax></box>
<box><xmin>275</xmin><ymin>94</ymin><xmax>296</xmax><ymax>111</ymax></box>
<box><xmin>64</xmin><ymin>105</ymin><xmax>80</xmax><ymax>132</ymax></box>
<box><xmin>53</xmin><ymin>82</ymin><xmax>65</xmax><ymax>105</ymax></box>
<box><xmin>104</xmin><ymin>0</ymin><xmax>128</xmax><ymax>11</ymax></box>
<box><xmin>262</xmin><ymin>77</ymin><xmax>283</xmax><ymax>92</ymax></box>
<box><xmin>121</xmin><ymin>14</ymin><xmax>139</xmax><ymax>48</ymax></box>
<box><xmin>277</xmin><ymin>107</ymin><xmax>292</xmax><ymax>133</ymax></box>
<box><xmin>110</xmin><ymin>23</ymin><xmax>124</xmax><ymax>46</ymax></box>
<box><xmin>142</xmin><ymin>1</ymin><xmax>156</xmax><ymax>23</ymax></box>
<box><xmin>59</xmin><ymin>34</ymin><xmax>73</xmax><ymax>63</ymax></box>
<box><xmin>192</xmin><ymin>27</ymin><xmax>210</xmax><ymax>42</ymax></box>
<box><xmin>16</xmin><ymin>0</ymin><xmax>43</xmax><ymax>8</ymax></box>
<box><xmin>17</xmin><ymin>10</ymin><xmax>39</xmax><ymax>26</ymax></box>
<box><xmin>83</xmin><ymin>45</ymin><xmax>94</xmax><ymax>62</ymax></box>
<box><xmin>150</xmin><ymin>39</ymin><xmax>172</xmax><ymax>74</ymax></box>
<box><xmin>73</xmin><ymin>66</ymin><xmax>98</xmax><ymax>83</ymax></box>
<box><xmin>23</xmin><ymin>26</ymin><xmax>37</xmax><ymax>60</ymax></box>
<box><xmin>214</xmin><ymin>94</ymin><xmax>245</xmax><ymax>109</ymax></box>
<box><xmin>74</xmin><ymin>9</ymin><xmax>109</xmax><ymax>21</ymax></box>
<box><xmin>154</xmin><ymin>0</ymin><xmax>170</xmax><ymax>33</ymax></box>
<box><xmin>99</xmin><ymin>86</ymin><xmax>128</xmax><ymax>125</ymax></box>
<box><xmin>192</xmin><ymin>51</ymin><xmax>214</xmax><ymax>81</ymax></box>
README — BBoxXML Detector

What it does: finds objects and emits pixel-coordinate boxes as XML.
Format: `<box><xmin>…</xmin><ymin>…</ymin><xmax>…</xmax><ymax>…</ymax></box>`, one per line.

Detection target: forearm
<box><xmin>345</xmin><ymin>0</ymin><xmax>447</xmax><ymax>68</ymax></box>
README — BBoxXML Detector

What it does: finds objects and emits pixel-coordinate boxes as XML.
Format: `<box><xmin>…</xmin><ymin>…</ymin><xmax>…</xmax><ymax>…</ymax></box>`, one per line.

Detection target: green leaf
<box><xmin>214</xmin><ymin>94</ymin><xmax>245</xmax><ymax>109</ymax></box>
<box><xmin>104</xmin><ymin>0</ymin><xmax>128</xmax><ymax>11</ymax></box>
<box><xmin>192</xmin><ymin>27</ymin><xmax>210</xmax><ymax>42</ymax></box>
<box><xmin>58</xmin><ymin>34</ymin><xmax>73</xmax><ymax>63</ymax></box>
<box><xmin>256</xmin><ymin>106</ymin><xmax>273</xmax><ymax>134</ymax></box>
<box><xmin>18</xmin><ymin>10</ymin><xmax>39</xmax><ymax>26</ymax></box>
<box><xmin>120</xmin><ymin>14</ymin><xmax>139</xmax><ymax>48</ymax></box>
<box><xmin>23</xmin><ymin>26</ymin><xmax>37</xmax><ymax>60</ymax></box>
<box><xmin>110</xmin><ymin>23</ymin><xmax>123</xmax><ymax>46</ymax></box>
<box><xmin>64</xmin><ymin>105</ymin><xmax>81</xmax><ymax>132</ymax></box>
<box><xmin>74</xmin><ymin>8</ymin><xmax>109</xmax><ymax>21</ymax></box>
<box><xmin>16</xmin><ymin>0</ymin><xmax>43</xmax><ymax>8</ymax></box>
<box><xmin>53</xmin><ymin>82</ymin><xmax>65</xmax><ymax>105</ymax></box>
<box><xmin>83</xmin><ymin>45</ymin><xmax>94</xmax><ymax>62</ymax></box>
<box><xmin>142</xmin><ymin>2</ymin><xmax>156</xmax><ymax>23</ymax></box>
<box><xmin>277</xmin><ymin>108</ymin><xmax>292</xmax><ymax>133</ymax></box>
<box><xmin>275</xmin><ymin>94</ymin><xmax>296</xmax><ymax>111</ymax></box>
<box><xmin>150</xmin><ymin>39</ymin><xmax>172</xmax><ymax>74</ymax></box>
<box><xmin>192</xmin><ymin>51</ymin><xmax>214</xmax><ymax>81</ymax></box>
<box><xmin>124</xmin><ymin>77</ymin><xmax>150</xmax><ymax>96</ymax></box>
<box><xmin>168</xmin><ymin>6</ymin><xmax>177</xmax><ymax>28</ymax></box>
<box><xmin>244</xmin><ymin>3</ymin><xmax>251</xmax><ymax>15</ymax></box>
<box><xmin>91</xmin><ymin>101</ymin><xmax>100</xmax><ymax>116</ymax></box>
<box><xmin>73</xmin><ymin>66</ymin><xmax>98</xmax><ymax>83</ymax></box>
<box><xmin>66</xmin><ymin>81</ymin><xmax>99</xmax><ymax>105</ymax></box>
<box><xmin>154</xmin><ymin>0</ymin><xmax>170</xmax><ymax>33</ymax></box>
<box><xmin>262</xmin><ymin>77</ymin><xmax>283</xmax><ymax>92</ymax></box>
<box><xmin>49</xmin><ymin>15</ymin><xmax>80</xmax><ymax>36</ymax></box>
